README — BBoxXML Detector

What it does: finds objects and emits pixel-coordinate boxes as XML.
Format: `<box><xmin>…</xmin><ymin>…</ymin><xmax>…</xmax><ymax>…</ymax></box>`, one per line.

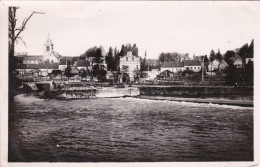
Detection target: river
<box><xmin>9</xmin><ymin>94</ymin><xmax>253</xmax><ymax>162</ymax></box>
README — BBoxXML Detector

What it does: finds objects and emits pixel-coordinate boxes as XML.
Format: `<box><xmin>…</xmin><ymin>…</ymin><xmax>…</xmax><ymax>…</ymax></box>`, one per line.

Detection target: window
<box><xmin>51</xmin><ymin>60</ymin><xmax>54</xmax><ymax>63</ymax></box>
<box><xmin>132</xmin><ymin>57</ymin><xmax>134</xmax><ymax>61</ymax></box>
<box><xmin>136</xmin><ymin>65</ymin><xmax>139</xmax><ymax>69</ymax></box>
<box><xmin>46</xmin><ymin>46</ymin><xmax>50</xmax><ymax>51</ymax></box>
<box><xmin>126</xmin><ymin>57</ymin><xmax>128</xmax><ymax>61</ymax></box>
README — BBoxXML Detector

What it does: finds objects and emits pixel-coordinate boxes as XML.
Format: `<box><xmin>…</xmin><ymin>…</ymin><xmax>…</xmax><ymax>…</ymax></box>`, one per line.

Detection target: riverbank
<box><xmin>138</xmin><ymin>85</ymin><xmax>253</xmax><ymax>97</ymax></box>
<box><xmin>138</xmin><ymin>95</ymin><xmax>253</xmax><ymax>107</ymax></box>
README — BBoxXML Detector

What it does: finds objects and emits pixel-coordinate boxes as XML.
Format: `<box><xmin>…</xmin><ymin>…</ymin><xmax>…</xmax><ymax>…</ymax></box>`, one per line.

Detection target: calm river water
<box><xmin>9</xmin><ymin>94</ymin><xmax>253</xmax><ymax>162</ymax></box>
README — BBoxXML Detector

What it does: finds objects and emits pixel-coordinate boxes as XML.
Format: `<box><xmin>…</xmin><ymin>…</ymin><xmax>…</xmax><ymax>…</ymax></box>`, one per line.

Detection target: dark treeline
<box><xmin>158</xmin><ymin>52</ymin><xmax>189</xmax><ymax>62</ymax></box>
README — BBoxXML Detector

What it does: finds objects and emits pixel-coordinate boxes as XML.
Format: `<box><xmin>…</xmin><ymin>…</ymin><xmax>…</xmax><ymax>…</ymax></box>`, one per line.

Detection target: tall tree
<box><xmin>224</xmin><ymin>50</ymin><xmax>236</xmax><ymax>65</ymax></box>
<box><xmin>215</xmin><ymin>49</ymin><xmax>223</xmax><ymax>62</ymax></box>
<box><xmin>105</xmin><ymin>47</ymin><xmax>114</xmax><ymax>71</ymax></box>
<box><xmin>9</xmin><ymin>7</ymin><xmax>44</xmax><ymax>73</ymax></box>
<box><xmin>209</xmin><ymin>49</ymin><xmax>216</xmax><ymax>62</ymax></box>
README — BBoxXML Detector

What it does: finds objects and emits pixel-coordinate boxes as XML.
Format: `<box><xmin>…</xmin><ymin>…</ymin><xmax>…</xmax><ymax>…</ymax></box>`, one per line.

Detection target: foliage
<box><xmin>105</xmin><ymin>47</ymin><xmax>114</xmax><ymax>71</ymax></box>
<box><xmin>92</xmin><ymin>64</ymin><xmax>107</xmax><ymax>82</ymax></box>
<box><xmin>224</xmin><ymin>50</ymin><xmax>236</xmax><ymax>66</ymax></box>
<box><xmin>182</xmin><ymin>68</ymin><xmax>194</xmax><ymax>76</ymax></box>
<box><xmin>209</xmin><ymin>49</ymin><xmax>216</xmax><ymax>62</ymax></box>
<box><xmin>215</xmin><ymin>49</ymin><xmax>223</xmax><ymax>62</ymax></box>
<box><xmin>64</xmin><ymin>61</ymin><xmax>72</xmax><ymax>79</ymax></box>
<box><xmin>79</xmin><ymin>69</ymin><xmax>87</xmax><ymax>78</ymax></box>
<box><xmin>223</xmin><ymin>64</ymin><xmax>240</xmax><ymax>85</ymax></box>
<box><xmin>158</xmin><ymin>52</ymin><xmax>189</xmax><ymax>62</ymax></box>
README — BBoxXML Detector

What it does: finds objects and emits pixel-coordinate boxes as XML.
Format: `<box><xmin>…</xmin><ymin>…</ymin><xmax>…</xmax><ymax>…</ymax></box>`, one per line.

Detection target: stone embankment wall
<box><xmin>139</xmin><ymin>86</ymin><xmax>253</xmax><ymax>97</ymax></box>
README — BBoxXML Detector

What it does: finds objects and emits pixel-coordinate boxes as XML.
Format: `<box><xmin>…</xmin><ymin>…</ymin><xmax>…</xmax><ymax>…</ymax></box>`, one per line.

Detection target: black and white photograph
<box><xmin>1</xmin><ymin>1</ymin><xmax>259</xmax><ymax>166</ymax></box>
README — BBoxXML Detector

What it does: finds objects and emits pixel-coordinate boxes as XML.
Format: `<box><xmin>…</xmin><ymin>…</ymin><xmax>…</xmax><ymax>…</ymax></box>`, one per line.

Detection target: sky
<box><xmin>12</xmin><ymin>1</ymin><xmax>260</xmax><ymax>59</ymax></box>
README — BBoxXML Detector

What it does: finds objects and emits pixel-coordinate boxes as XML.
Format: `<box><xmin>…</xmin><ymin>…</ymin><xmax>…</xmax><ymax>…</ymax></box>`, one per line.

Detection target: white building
<box><xmin>183</xmin><ymin>60</ymin><xmax>201</xmax><ymax>72</ymax></box>
<box><xmin>120</xmin><ymin>51</ymin><xmax>141</xmax><ymax>78</ymax></box>
<box><xmin>42</xmin><ymin>35</ymin><xmax>61</xmax><ymax>63</ymax></box>
<box><xmin>160</xmin><ymin>61</ymin><xmax>184</xmax><ymax>73</ymax></box>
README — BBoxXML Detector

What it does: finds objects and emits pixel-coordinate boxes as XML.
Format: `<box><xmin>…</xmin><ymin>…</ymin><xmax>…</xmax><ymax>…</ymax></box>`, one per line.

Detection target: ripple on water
<box><xmin>9</xmin><ymin>96</ymin><xmax>253</xmax><ymax>162</ymax></box>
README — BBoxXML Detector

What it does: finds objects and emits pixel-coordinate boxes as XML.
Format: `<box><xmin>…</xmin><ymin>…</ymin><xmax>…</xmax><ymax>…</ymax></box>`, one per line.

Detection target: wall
<box><xmin>139</xmin><ymin>86</ymin><xmax>253</xmax><ymax>97</ymax></box>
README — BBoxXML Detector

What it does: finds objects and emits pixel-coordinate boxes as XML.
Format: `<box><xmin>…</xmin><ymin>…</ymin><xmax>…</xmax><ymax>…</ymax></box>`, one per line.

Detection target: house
<box><xmin>208</xmin><ymin>60</ymin><xmax>228</xmax><ymax>72</ymax></box>
<box><xmin>183</xmin><ymin>60</ymin><xmax>201</xmax><ymax>72</ymax></box>
<box><xmin>16</xmin><ymin>64</ymin><xmax>39</xmax><ymax>76</ymax></box>
<box><xmin>160</xmin><ymin>61</ymin><xmax>184</xmax><ymax>73</ymax></box>
<box><xmin>233</xmin><ymin>54</ymin><xmax>243</xmax><ymax>68</ymax></box>
<box><xmin>39</xmin><ymin>63</ymin><xmax>59</xmax><ymax>76</ymax></box>
<box><xmin>23</xmin><ymin>55</ymin><xmax>43</xmax><ymax>64</ymax></box>
<box><xmin>120</xmin><ymin>51</ymin><xmax>141</xmax><ymax>78</ymax></box>
<box><xmin>208</xmin><ymin>60</ymin><xmax>220</xmax><ymax>72</ymax></box>
<box><xmin>219</xmin><ymin>60</ymin><xmax>228</xmax><ymax>71</ymax></box>
<box><xmin>59</xmin><ymin>58</ymin><xmax>68</xmax><ymax>72</ymax></box>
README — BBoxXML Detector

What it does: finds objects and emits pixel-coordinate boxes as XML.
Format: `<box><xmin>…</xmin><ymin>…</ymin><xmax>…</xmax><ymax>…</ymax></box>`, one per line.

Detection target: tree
<box><xmin>224</xmin><ymin>64</ymin><xmax>239</xmax><ymax>85</ymax></box>
<box><xmin>204</xmin><ymin>55</ymin><xmax>209</xmax><ymax>62</ymax></box>
<box><xmin>105</xmin><ymin>47</ymin><xmax>114</xmax><ymax>71</ymax></box>
<box><xmin>79</xmin><ymin>69</ymin><xmax>87</xmax><ymax>78</ymax></box>
<box><xmin>244</xmin><ymin>60</ymin><xmax>253</xmax><ymax>85</ymax></box>
<box><xmin>224</xmin><ymin>50</ymin><xmax>236</xmax><ymax>66</ymax></box>
<box><xmin>9</xmin><ymin>7</ymin><xmax>44</xmax><ymax>73</ymax></box>
<box><xmin>209</xmin><ymin>49</ymin><xmax>216</xmax><ymax>62</ymax></box>
<box><xmin>114</xmin><ymin>47</ymin><xmax>120</xmax><ymax>71</ymax></box>
<box><xmin>132</xmin><ymin>43</ymin><xmax>139</xmax><ymax>56</ymax></box>
<box><xmin>119</xmin><ymin>44</ymin><xmax>127</xmax><ymax>57</ymax></box>
<box><xmin>215</xmin><ymin>49</ymin><xmax>223</xmax><ymax>62</ymax></box>
<box><xmin>64</xmin><ymin>61</ymin><xmax>72</xmax><ymax>80</ymax></box>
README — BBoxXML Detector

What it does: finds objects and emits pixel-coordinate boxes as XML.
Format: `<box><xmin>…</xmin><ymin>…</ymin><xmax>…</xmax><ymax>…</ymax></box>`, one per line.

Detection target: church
<box><xmin>22</xmin><ymin>35</ymin><xmax>61</xmax><ymax>65</ymax></box>
<box><xmin>16</xmin><ymin>35</ymin><xmax>62</xmax><ymax>76</ymax></box>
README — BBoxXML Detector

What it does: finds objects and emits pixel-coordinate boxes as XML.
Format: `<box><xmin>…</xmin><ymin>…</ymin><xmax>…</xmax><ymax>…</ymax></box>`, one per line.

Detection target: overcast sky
<box><xmin>13</xmin><ymin>1</ymin><xmax>259</xmax><ymax>59</ymax></box>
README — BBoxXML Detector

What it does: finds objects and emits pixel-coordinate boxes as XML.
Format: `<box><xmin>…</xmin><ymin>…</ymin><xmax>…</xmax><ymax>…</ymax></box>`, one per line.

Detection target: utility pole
<box><xmin>201</xmin><ymin>56</ymin><xmax>204</xmax><ymax>83</ymax></box>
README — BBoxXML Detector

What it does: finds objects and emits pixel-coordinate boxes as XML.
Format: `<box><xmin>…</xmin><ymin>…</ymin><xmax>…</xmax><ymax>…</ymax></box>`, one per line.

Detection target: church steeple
<box><xmin>44</xmin><ymin>34</ymin><xmax>53</xmax><ymax>52</ymax></box>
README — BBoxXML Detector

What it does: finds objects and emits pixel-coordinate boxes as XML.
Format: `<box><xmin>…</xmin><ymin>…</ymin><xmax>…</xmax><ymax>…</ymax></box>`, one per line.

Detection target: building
<box><xmin>39</xmin><ymin>63</ymin><xmax>59</xmax><ymax>76</ymax></box>
<box><xmin>208</xmin><ymin>60</ymin><xmax>220</xmax><ymax>72</ymax></box>
<box><xmin>120</xmin><ymin>51</ymin><xmax>141</xmax><ymax>78</ymax></box>
<box><xmin>160</xmin><ymin>61</ymin><xmax>184</xmax><ymax>73</ymax></box>
<box><xmin>23</xmin><ymin>55</ymin><xmax>43</xmax><ymax>64</ymax></box>
<box><xmin>59</xmin><ymin>58</ymin><xmax>68</xmax><ymax>72</ymax></box>
<box><xmin>42</xmin><ymin>35</ymin><xmax>61</xmax><ymax>63</ymax></box>
<box><xmin>19</xmin><ymin>35</ymin><xmax>61</xmax><ymax>65</ymax></box>
<box><xmin>183</xmin><ymin>60</ymin><xmax>201</xmax><ymax>72</ymax></box>
<box><xmin>233</xmin><ymin>55</ymin><xmax>243</xmax><ymax>68</ymax></box>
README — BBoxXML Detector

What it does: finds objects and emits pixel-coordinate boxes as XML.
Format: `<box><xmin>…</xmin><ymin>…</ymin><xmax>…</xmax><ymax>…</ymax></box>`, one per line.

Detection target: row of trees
<box><xmin>158</xmin><ymin>52</ymin><xmax>189</xmax><ymax>62</ymax></box>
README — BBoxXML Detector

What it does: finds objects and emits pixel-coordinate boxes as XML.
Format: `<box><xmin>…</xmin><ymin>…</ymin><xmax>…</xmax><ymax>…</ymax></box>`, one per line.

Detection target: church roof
<box><xmin>23</xmin><ymin>55</ymin><xmax>43</xmax><ymax>61</ymax></box>
<box><xmin>51</xmin><ymin>51</ymin><xmax>61</xmax><ymax>59</ymax></box>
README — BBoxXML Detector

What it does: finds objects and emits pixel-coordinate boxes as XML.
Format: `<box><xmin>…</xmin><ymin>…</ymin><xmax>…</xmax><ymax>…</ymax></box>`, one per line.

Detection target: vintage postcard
<box><xmin>0</xmin><ymin>1</ymin><xmax>259</xmax><ymax>167</ymax></box>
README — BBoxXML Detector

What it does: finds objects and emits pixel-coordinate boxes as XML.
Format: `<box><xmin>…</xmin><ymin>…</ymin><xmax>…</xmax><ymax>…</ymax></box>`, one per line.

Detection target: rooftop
<box><xmin>162</xmin><ymin>61</ymin><xmax>184</xmax><ymax>68</ymax></box>
<box><xmin>183</xmin><ymin>60</ymin><xmax>201</xmax><ymax>66</ymax></box>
